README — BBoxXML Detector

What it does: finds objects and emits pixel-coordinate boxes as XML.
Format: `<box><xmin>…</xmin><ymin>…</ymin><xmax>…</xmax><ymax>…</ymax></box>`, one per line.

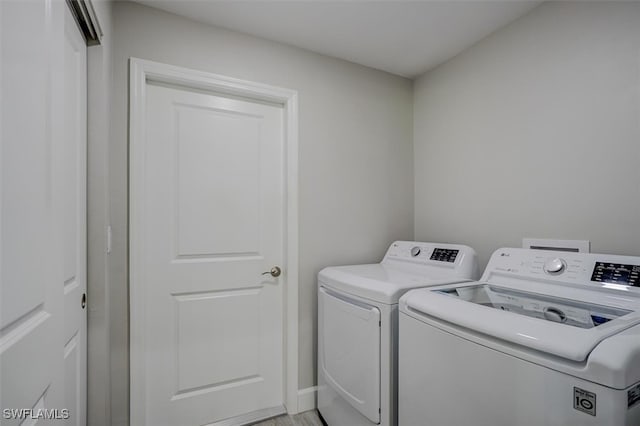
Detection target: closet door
<box><xmin>1</xmin><ymin>1</ymin><xmax>87</xmax><ymax>424</ymax></box>
<box><xmin>61</xmin><ymin>4</ymin><xmax>88</xmax><ymax>425</ymax></box>
<box><xmin>1</xmin><ymin>0</ymin><xmax>64</xmax><ymax>422</ymax></box>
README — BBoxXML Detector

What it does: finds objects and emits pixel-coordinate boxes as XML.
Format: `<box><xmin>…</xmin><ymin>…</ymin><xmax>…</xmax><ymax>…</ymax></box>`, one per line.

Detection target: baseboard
<box><xmin>297</xmin><ymin>386</ymin><xmax>317</xmax><ymax>412</ymax></box>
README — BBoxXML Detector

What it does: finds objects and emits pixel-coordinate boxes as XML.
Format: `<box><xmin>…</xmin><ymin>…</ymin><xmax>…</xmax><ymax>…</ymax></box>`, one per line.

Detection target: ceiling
<box><xmin>133</xmin><ymin>0</ymin><xmax>543</xmax><ymax>78</ymax></box>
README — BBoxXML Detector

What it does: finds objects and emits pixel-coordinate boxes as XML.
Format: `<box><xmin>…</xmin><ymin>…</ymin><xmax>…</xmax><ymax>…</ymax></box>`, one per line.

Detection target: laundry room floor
<box><xmin>251</xmin><ymin>410</ymin><xmax>323</xmax><ymax>426</ymax></box>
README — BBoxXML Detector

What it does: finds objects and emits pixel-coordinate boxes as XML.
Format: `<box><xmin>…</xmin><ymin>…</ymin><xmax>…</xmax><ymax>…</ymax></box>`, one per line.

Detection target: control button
<box><xmin>410</xmin><ymin>246</ymin><xmax>421</xmax><ymax>257</ymax></box>
<box><xmin>544</xmin><ymin>258</ymin><xmax>566</xmax><ymax>275</ymax></box>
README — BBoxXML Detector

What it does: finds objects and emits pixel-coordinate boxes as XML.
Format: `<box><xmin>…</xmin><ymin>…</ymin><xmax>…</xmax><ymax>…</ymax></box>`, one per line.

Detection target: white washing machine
<box><xmin>399</xmin><ymin>247</ymin><xmax>640</xmax><ymax>426</ymax></box>
<box><xmin>317</xmin><ymin>241</ymin><xmax>478</xmax><ymax>426</ymax></box>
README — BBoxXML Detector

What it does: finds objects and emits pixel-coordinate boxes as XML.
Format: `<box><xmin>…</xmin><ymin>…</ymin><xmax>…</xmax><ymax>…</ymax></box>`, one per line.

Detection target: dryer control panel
<box><xmin>483</xmin><ymin>248</ymin><xmax>640</xmax><ymax>291</ymax></box>
<box><xmin>383</xmin><ymin>241</ymin><xmax>479</xmax><ymax>279</ymax></box>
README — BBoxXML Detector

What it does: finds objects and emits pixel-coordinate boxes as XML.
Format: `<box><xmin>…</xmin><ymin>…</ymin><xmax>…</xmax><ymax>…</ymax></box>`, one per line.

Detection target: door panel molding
<box><xmin>129</xmin><ymin>58</ymin><xmax>299</xmax><ymax>425</ymax></box>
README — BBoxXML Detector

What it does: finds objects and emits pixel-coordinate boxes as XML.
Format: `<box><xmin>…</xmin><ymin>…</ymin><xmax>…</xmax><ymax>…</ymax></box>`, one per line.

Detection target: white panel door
<box><xmin>1</xmin><ymin>0</ymin><xmax>74</xmax><ymax>425</ymax></box>
<box><xmin>61</xmin><ymin>6</ymin><xmax>87</xmax><ymax>426</ymax></box>
<box><xmin>1</xmin><ymin>1</ymin><xmax>63</xmax><ymax>422</ymax></box>
<box><xmin>139</xmin><ymin>83</ymin><xmax>285</xmax><ymax>425</ymax></box>
<box><xmin>1</xmin><ymin>2</ymin><xmax>87</xmax><ymax>425</ymax></box>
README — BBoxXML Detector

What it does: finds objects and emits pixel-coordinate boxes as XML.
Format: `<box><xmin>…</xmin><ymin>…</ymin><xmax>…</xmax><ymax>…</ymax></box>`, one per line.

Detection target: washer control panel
<box><xmin>591</xmin><ymin>262</ymin><xmax>640</xmax><ymax>287</ymax></box>
<box><xmin>484</xmin><ymin>248</ymin><xmax>640</xmax><ymax>290</ymax></box>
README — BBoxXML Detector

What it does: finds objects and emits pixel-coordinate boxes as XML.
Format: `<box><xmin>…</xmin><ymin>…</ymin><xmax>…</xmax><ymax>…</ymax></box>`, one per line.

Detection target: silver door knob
<box><xmin>262</xmin><ymin>266</ymin><xmax>282</xmax><ymax>277</ymax></box>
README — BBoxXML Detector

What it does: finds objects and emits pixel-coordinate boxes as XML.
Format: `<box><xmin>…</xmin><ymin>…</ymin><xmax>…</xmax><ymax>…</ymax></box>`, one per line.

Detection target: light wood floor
<box><xmin>251</xmin><ymin>410</ymin><xmax>324</xmax><ymax>426</ymax></box>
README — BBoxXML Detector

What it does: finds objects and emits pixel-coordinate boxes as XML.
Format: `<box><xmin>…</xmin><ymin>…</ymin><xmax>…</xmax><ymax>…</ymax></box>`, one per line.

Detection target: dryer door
<box><xmin>319</xmin><ymin>287</ymin><xmax>381</xmax><ymax>423</ymax></box>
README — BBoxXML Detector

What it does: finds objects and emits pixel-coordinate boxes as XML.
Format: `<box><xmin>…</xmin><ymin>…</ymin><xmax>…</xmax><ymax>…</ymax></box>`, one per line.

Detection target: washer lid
<box><xmin>318</xmin><ymin>263</ymin><xmax>471</xmax><ymax>304</ymax></box>
<box><xmin>401</xmin><ymin>282</ymin><xmax>640</xmax><ymax>362</ymax></box>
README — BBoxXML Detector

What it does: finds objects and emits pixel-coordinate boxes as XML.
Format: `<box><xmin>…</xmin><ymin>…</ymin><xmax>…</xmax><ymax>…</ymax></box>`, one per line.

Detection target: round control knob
<box><xmin>410</xmin><ymin>246</ymin><xmax>421</xmax><ymax>257</ymax></box>
<box><xmin>544</xmin><ymin>258</ymin><xmax>566</xmax><ymax>275</ymax></box>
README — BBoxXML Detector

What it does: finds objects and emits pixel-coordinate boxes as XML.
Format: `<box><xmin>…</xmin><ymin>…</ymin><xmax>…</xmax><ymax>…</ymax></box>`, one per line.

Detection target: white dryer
<box><xmin>317</xmin><ymin>241</ymin><xmax>478</xmax><ymax>426</ymax></box>
<box><xmin>399</xmin><ymin>247</ymin><xmax>640</xmax><ymax>426</ymax></box>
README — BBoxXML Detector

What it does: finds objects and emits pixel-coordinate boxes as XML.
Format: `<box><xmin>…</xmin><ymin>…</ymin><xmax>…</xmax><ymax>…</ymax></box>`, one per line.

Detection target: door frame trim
<box><xmin>128</xmin><ymin>58</ymin><xmax>300</xmax><ymax>425</ymax></box>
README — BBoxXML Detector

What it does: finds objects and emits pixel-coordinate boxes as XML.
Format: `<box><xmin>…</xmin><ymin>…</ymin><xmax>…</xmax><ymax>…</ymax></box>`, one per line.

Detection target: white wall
<box><xmin>414</xmin><ymin>1</ymin><xmax>640</xmax><ymax>269</ymax></box>
<box><xmin>108</xmin><ymin>2</ymin><xmax>413</xmax><ymax>423</ymax></box>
